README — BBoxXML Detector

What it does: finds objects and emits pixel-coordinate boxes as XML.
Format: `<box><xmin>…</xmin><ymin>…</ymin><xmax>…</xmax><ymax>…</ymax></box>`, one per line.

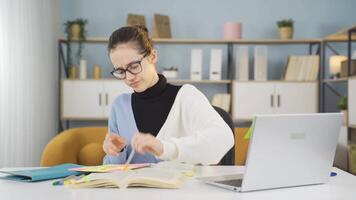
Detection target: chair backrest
<box><xmin>212</xmin><ymin>106</ymin><xmax>235</xmax><ymax>165</ymax></box>
<box><xmin>41</xmin><ymin>127</ymin><xmax>107</xmax><ymax>167</ymax></box>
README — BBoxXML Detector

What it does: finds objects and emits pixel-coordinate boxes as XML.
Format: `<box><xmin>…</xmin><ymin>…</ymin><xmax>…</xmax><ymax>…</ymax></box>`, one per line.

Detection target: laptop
<box><xmin>198</xmin><ymin>113</ymin><xmax>343</xmax><ymax>192</ymax></box>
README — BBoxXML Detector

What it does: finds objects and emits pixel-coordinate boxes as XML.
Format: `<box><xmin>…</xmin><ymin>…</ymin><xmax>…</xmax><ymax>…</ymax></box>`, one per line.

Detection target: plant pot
<box><xmin>278</xmin><ymin>27</ymin><xmax>293</xmax><ymax>40</ymax></box>
<box><xmin>70</xmin><ymin>24</ymin><xmax>81</xmax><ymax>39</ymax></box>
<box><xmin>341</xmin><ymin>110</ymin><xmax>348</xmax><ymax>126</ymax></box>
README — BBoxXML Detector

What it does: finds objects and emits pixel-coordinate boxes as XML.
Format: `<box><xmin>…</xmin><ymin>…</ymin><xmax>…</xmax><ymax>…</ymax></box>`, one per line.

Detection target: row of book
<box><xmin>284</xmin><ymin>55</ymin><xmax>319</xmax><ymax>81</ymax></box>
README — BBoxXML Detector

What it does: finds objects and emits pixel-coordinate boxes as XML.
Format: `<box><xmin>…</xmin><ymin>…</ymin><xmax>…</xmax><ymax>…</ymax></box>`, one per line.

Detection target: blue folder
<box><xmin>0</xmin><ymin>163</ymin><xmax>85</xmax><ymax>182</ymax></box>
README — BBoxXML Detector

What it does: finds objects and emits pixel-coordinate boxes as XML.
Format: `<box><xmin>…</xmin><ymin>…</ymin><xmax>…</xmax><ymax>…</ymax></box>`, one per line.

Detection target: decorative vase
<box><xmin>69</xmin><ymin>65</ymin><xmax>77</xmax><ymax>79</ymax></box>
<box><xmin>162</xmin><ymin>70</ymin><xmax>177</xmax><ymax>79</ymax></box>
<box><xmin>278</xmin><ymin>27</ymin><xmax>293</xmax><ymax>40</ymax></box>
<box><xmin>70</xmin><ymin>24</ymin><xmax>81</xmax><ymax>39</ymax></box>
<box><xmin>93</xmin><ymin>64</ymin><xmax>101</xmax><ymax>79</ymax></box>
<box><xmin>79</xmin><ymin>59</ymin><xmax>87</xmax><ymax>79</ymax></box>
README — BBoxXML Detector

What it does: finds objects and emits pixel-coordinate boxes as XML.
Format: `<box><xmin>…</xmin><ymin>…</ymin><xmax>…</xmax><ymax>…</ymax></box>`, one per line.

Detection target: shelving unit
<box><xmin>321</xmin><ymin>26</ymin><xmax>356</xmax><ymax>128</ymax></box>
<box><xmin>321</xmin><ymin>26</ymin><xmax>356</xmax><ymax>172</ymax></box>
<box><xmin>58</xmin><ymin>37</ymin><xmax>322</xmax><ymax>130</ymax></box>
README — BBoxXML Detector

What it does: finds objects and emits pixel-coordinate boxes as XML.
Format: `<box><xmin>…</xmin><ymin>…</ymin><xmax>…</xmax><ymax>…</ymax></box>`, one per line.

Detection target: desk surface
<box><xmin>0</xmin><ymin>166</ymin><xmax>355</xmax><ymax>200</ymax></box>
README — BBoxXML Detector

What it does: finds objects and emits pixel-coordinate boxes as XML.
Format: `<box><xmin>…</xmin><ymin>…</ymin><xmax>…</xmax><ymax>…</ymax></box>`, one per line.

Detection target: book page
<box><xmin>70</xmin><ymin>168</ymin><xmax>184</xmax><ymax>189</ymax></box>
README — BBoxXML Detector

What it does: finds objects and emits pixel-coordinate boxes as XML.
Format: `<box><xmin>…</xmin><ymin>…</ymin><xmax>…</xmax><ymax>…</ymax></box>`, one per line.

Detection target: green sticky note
<box><xmin>244</xmin><ymin>127</ymin><xmax>253</xmax><ymax>139</ymax></box>
<box><xmin>244</xmin><ymin>117</ymin><xmax>256</xmax><ymax>140</ymax></box>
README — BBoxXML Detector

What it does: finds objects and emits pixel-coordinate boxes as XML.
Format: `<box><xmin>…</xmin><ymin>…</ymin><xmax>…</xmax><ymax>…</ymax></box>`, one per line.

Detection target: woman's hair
<box><xmin>107</xmin><ymin>25</ymin><xmax>153</xmax><ymax>56</ymax></box>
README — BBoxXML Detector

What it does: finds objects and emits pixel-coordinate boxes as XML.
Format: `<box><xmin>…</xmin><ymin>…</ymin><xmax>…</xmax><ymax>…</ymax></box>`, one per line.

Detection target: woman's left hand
<box><xmin>131</xmin><ymin>133</ymin><xmax>163</xmax><ymax>156</ymax></box>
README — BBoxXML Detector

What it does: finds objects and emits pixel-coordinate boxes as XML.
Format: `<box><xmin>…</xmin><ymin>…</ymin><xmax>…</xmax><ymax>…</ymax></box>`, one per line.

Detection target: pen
<box><xmin>123</xmin><ymin>149</ymin><xmax>135</xmax><ymax>171</ymax></box>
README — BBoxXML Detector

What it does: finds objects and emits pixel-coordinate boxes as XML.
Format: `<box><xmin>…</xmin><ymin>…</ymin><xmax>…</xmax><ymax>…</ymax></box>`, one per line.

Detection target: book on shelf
<box><xmin>284</xmin><ymin>55</ymin><xmax>319</xmax><ymax>81</ymax></box>
<box><xmin>69</xmin><ymin>167</ymin><xmax>185</xmax><ymax>189</ymax></box>
<box><xmin>211</xmin><ymin>93</ymin><xmax>231</xmax><ymax>112</ymax></box>
<box><xmin>190</xmin><ymin>49</ymin><xmax>203</xmax><ymax>80</ymax></box>
<box><xmin>127</xmin><ymin>14</ymin><xmax>146</xmax><ymax>26</ymax></box>
<box><xmin>152</xmin><ymin>14</ymin><xmax>172</xmax><ymax>38</ymax></box>
<box><xmin>209</xmin><ymin>48</ymin><xmax>223</xmax><ymax>81</ymax></box>
<box><xmin>254</xmin><ymin>46</ymin><xmax>268</xmax><ymax>81</ymax></box>
<box><xmin>235</xmin><ymin>46</ymin><xmax>249</xmax><ymax>80</ymax></box>
<box><xmin>340</xmin><ymin>60</ymin><xmax>356</xmax><ymax>77</ymax></box>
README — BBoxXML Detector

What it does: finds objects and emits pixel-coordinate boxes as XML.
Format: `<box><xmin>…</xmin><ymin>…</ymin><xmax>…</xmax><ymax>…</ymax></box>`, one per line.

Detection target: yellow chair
<box><xmin>234</xmin><ymin>127</ymin><xmax>250</xmax><ymax>165</ymax></box>
<box><xmin>40</xmin><ymin>127</ymin><xmax>107</xmax><ymax>167</ymax></box>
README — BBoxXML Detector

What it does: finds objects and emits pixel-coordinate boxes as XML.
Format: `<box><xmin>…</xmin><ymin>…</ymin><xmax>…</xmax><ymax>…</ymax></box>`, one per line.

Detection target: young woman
<box><xmin>102</xmin><ymin>25</ymin><xmax>234</xmax><ymax>165</ymax></box>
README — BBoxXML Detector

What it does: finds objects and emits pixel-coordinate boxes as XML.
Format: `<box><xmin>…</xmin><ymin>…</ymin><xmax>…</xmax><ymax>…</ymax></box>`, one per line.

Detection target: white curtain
<box><xmin>0</xmin><ymin>0</ymin><xmax>60</xmax><ymax>167</ymax></box>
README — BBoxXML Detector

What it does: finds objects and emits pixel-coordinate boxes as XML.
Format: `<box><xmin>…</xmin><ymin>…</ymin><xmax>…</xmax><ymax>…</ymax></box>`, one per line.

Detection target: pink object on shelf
<box><xmin>223</xmin><ymin>22</ymin><xmax>242</xmax><ymax>40</ymax></box>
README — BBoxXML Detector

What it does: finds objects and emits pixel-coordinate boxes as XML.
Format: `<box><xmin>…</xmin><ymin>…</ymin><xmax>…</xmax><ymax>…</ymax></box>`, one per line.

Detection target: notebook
<box><xmin>69</xmin><ymin>163</ymin><xmax>151</xmax><ymax>173</ymax></box>
<box><xmin>69</xmin><ymin>167</ymin><xmax>185</xmax><ymax>189</ymax></box>
<box><xmin>0</xmin><ymin>163</ymin><xmax>83</xmax><ymax>182</ymax></box>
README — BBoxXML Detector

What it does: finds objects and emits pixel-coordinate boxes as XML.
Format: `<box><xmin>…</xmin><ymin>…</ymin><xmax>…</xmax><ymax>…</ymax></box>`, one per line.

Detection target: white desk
<box><xmin>0</xmin><ymin>166</ymin><xmax>355</xmax><ymax>200</ymax></box>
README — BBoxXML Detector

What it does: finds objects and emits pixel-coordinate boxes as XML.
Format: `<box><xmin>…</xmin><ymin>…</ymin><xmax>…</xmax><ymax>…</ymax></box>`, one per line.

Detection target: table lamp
<box><xmin>329</xmin><ymin>55</ymin><xmax>347</xmax><ymax>79</ymax></box>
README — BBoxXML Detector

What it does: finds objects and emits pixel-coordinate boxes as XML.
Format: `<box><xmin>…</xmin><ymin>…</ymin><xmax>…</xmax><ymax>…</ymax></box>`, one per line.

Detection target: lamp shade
<box><xmin>329</xmin><ymin>55</ymin><xmax>347</xmax><ymax>75</ymax></box>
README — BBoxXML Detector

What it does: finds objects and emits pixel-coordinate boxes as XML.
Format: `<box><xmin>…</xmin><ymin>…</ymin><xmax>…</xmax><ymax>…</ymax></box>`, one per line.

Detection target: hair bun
<box><xmin>134</xmin><ymin>25</ymin><xmax>149</xmax><ymax>34</ymax></box>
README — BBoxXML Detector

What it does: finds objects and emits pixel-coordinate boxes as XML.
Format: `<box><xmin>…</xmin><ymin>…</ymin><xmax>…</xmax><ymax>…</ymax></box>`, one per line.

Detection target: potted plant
<box><xmin>277</xmin><ymin>19</ymin><xmax>294</xmax><ymax>40</ymax></box>
<box><xmin>337</xmin><ymin>96</ymin><xmax>348</xmax><ymax>125</ymax></box>
<box><xmin>64</xmin><ymin>18</ymin><xmax>88</xmax><ymax>77</ymax></box>
<box><xmin>162</xmin><ymin>66</ymin><xmax>178</xmax><ymax>79</ymax></box>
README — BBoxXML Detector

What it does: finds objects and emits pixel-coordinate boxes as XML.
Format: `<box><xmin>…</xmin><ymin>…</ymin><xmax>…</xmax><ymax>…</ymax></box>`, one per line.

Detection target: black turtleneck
<box><xmin>131</xmin><ymin>74</ymin><xmax>182</xmax><ymax>136</ymax></box>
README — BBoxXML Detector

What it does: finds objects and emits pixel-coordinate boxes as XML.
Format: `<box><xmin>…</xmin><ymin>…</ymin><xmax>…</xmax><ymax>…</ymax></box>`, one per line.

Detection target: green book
<box><xmin>0</xmin><ymin>163</ymin><xmax>84</xmax><ymax>182</ymax></box>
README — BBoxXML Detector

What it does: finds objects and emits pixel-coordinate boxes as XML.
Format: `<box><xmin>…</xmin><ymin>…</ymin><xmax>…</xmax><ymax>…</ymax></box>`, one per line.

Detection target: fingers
<box><xmin>131</xmin><ymin>133</ymin><xmax>162</xmax><ymax>156</ymax></box>
<box><xmin>103</xmin><ymin>132</ymin><xmax>127</xmax><ymax>156</ymax></box>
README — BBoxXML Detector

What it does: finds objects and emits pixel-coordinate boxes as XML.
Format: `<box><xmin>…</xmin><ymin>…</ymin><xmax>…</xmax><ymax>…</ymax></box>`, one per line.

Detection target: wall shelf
<box><xmin>322</xmin><ymin>78</ymin><xmax>349</xmax><ymax>83</ymax></box>
<box><xmin>58</xmin><ymin>37</ymin><xmax>321</xmax><ymax>45</ymax></box>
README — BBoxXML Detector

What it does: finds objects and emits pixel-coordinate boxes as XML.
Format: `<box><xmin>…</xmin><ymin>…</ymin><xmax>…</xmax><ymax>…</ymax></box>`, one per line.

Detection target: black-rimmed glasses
<box><xmin>110</xmin><ymin>54</ymin><xmax>147</xmax><ymax>80</ymax></box>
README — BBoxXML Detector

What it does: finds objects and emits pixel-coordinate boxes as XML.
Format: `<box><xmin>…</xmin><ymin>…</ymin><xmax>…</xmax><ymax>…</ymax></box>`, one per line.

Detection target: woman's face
<box><xmin>109</xmin><ymin>43</ymin><xmax>158</xmax><ymax>92</ymax></box>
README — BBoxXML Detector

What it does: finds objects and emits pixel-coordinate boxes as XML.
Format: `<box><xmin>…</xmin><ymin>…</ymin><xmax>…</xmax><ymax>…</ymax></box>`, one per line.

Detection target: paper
<box><xmin>69</xmin><ymin>163</ymin><xmax>151</xmax><ymax>173</ymax></box>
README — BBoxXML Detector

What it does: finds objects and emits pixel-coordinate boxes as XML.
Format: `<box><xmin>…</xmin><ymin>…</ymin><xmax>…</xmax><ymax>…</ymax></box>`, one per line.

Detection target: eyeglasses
<box><xmin>110</xmin><ymin>54</ymin><xmax>147</xmax><ymax>80</ymax></box>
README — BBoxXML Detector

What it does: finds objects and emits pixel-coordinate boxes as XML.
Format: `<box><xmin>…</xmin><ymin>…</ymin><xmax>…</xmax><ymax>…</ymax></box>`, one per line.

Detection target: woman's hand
<box><xmin>132</xmin><ymin>133</ymin><xmax>163</xmax><ymax>156</ymax></box>
<box><xmin>103</xmin><ymin>132</ymin><xmax>126</xmax><ymax>156</ymax></box>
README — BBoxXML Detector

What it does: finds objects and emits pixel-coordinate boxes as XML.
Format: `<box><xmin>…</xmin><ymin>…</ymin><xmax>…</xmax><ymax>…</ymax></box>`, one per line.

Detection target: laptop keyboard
<box><xmin>215</xmin><ymin>179</ymin><xmax>243</xmax><ymax>187</ymax></box>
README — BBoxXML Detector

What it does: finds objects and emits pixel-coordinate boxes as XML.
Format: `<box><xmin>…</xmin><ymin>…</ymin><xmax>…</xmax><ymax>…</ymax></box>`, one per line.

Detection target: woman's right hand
<box><xmin>103</xmin><ymin>132</ymin><xmax>126</xmax><ymax>156</ymax></box>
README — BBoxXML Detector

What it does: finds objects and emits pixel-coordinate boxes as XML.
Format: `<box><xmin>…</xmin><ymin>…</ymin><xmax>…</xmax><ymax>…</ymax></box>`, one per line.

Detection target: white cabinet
<box><xmin>61</xmin><ymin>80</ymin><xmax>132</xmax><ymax>119</ymax></box>
<box><xmin>349</xmin><ymin>78</ymin><xmax>356</xmax><ymax>127</ymax></box>
<box><xmin>232</xmin><ymin>81</ymin><xmax>318</xmax><ymax>121</ymax></box>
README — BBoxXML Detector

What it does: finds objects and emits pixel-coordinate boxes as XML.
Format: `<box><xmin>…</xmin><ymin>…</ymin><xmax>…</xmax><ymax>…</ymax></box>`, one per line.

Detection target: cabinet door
<box><xmin>275</xmin><ymin>82</ymin><xmax>318</xmax><ymax>114</ymax></box>
<box><xmin>62</xmin><ymin>80</ymin><xmax>104</xmax><ymax>119</ymax></box>
<box><xmin>232</xmin><ymin>82</ymin><xmax>275</xmax><ymax>121</ymax></box>
<box><xmin>349</xmin><ymin>78</ymin><xmax>356</xmax><ymax>126</ymax></box>
<box><xmin>103</xmin><ymin>80</ymin><xmax>133</xmax><ymax>118</ymax></box>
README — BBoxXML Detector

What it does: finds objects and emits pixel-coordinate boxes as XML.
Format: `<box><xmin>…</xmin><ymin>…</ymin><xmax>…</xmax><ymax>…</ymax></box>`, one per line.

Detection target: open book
<box><xmin>69</xmin><ymin>168</ymin><xmax>185</xmax><ymax>189</ymax></box>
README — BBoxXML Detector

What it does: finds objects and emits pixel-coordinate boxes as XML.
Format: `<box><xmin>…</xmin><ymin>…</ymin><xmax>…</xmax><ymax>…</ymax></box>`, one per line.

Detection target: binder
<box><xmin>235</xmin><ymin>46</ymin><xmax>249</xmax><ymax>80</ymax></box>
<box><xmin>190</xmin><ymin>49</ymin><xmax>203</xmax><ymax>80</ymax></box>
<box><xmin>209</xmin><ymin>49</ymin><xmax>223</xmax><ymax>80</ymax></box>
<box><xmin>254</xmin><ymin>46</ymin><xmax>268</xmax><ymax>81</ymax></box>
<box><xmin>0</xmin><ymin>163</ymin><xmax>83</xmax><ymax>182</ymax></box>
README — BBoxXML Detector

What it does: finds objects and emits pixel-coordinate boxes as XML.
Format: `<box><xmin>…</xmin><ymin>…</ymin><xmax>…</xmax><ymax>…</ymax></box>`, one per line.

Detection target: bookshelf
<box><xmin>58</xmin><ymin>37</ymin><xmax>321</xmax><ymax>130</ymax></box>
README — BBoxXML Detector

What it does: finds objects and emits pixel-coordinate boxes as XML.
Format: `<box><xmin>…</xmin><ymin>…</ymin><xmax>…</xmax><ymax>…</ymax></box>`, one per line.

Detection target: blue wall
<box><xmin>60</xmin><ymin>0</ymin><xmax>356</xmax><ymax>127</ymax></box>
